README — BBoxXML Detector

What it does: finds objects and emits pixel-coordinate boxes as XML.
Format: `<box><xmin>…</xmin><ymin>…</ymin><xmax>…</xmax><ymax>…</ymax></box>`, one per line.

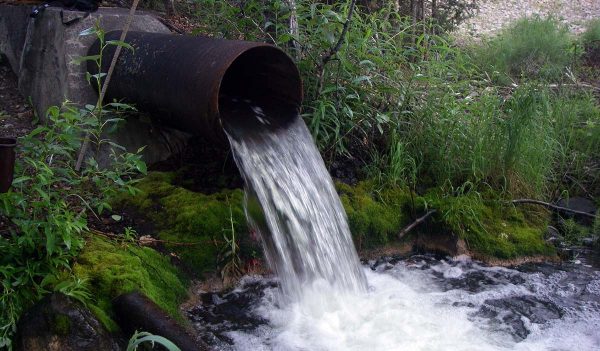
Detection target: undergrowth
<box><xmin>476</xmin><ymin>16</ymin><xmax>574</xmax><ymax>82</ymax></box>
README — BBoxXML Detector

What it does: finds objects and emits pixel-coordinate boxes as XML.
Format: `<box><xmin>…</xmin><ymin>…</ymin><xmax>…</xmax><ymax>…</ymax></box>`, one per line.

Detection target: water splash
<box><xmin>221</xmin><ymin>99</ymin><xmax>367</xmax><ymax>301</ymax></box>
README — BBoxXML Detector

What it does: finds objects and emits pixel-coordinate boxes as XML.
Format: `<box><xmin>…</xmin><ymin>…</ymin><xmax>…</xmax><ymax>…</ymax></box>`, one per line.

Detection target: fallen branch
<box><xmin>398</xmin><ymin>209</ymin><xmax>437</xmax><ymax>239</ymax></box>
<box><xmin>512</xmin><ymin>199</ymin><xmax>598</xmax><ymax>219</ymax></box>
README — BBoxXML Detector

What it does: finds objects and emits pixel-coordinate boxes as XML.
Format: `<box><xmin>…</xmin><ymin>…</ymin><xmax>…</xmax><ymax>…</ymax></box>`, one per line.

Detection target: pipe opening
<box><xmin>219</xmin><ymin>46</ymin><xmax>302</xmax><ymax>132</ymax></box>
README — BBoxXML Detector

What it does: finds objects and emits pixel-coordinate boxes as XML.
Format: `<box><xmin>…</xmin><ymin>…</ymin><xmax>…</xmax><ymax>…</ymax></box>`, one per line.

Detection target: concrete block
<box><xmin>0</xmin><ymin>5</ymin><xmax>190</xmax><ymax>165</ymax></box>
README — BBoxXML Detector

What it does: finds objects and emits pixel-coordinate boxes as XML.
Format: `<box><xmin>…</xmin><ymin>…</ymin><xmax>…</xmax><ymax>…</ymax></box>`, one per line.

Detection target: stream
<box><xmin>213</xmin><ymin>98</ymin><xmax>600</xmax><ymax>351</ymax></box>
<box><xmin>189</xmin><ymin>252</ymin><xmax>600</xmax><ymax>351</ymax></box>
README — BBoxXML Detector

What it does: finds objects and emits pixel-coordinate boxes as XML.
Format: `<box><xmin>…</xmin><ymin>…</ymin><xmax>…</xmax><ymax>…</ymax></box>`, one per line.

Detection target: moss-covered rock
<box><xmin>114</xmin><ymin>172</ymin><xmax>248</xmax><ymax>276</ymax></box>
<box><xmin>73</xmin><ymin>236</ymin><xmax>188</xmax><ymax>331</ymax></box>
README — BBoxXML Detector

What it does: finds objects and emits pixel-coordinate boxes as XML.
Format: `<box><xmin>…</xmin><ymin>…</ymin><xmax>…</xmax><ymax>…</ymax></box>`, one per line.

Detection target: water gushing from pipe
<box><xmin>221</xmin><ymin>98</ymin><xmax>367</xmax><ymax>302</ymax></box>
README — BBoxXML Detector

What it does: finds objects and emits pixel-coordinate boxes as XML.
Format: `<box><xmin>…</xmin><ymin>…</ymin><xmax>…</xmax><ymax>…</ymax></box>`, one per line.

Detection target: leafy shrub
<box><xmin>477</xmin><ymin>16</ymin><xmax>573</xmax><ymax>81</ymax></box>
<box><xmin>0</xmin><ymin>103</ymin><xmax>146</xmax><ymax>348</ymax></box>
<box><xmin>0</xmin><ymin>24</ymin><xmax>146</xmax><ymax>349</ymax></box>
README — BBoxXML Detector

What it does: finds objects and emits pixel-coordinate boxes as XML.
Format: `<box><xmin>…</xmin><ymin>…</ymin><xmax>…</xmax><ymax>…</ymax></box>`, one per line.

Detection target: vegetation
<box><xmin>476</xmin><ymin>16</ymin><xmax>574</xmax><ymax>82</ymax></box>
<box><xmin>2</xmin><ymin>1</ymin><xmax>600</xmax><ymax>348</ymax></box>
<box><xmin>0</xmin><ymin>25</ymin><xmax>146</xmax><ymax>348</ymax></box>
<box><xmin>73</xmin><ymin>236</ymin><xmax>188</xmax><ymax>330</ymax></box>
<box><xmin>126</xmin><ymin>331</ymin><xmax>181</xmax><ymax>351</ymax></box>
<box><xmin>113</xmin><ymin>172</ymin><xmax>251</xmax><ymax>277</ymax></box>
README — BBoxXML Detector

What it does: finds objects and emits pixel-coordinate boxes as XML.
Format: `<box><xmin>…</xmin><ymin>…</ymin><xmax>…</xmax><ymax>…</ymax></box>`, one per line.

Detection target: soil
<box><xmin>0</xmin><ymin>56</ymin><xmax>34</xmax><ymax>139</ymax></box>
<box><xmin>455</xmin><ymin>0</ymin><xmax>600</xmax><ymax>41</ymax></box>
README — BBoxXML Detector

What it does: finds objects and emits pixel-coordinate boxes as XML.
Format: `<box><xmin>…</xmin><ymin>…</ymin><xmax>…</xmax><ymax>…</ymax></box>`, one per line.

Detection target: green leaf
<box><xmin>72</xmin><ymin>55</ymin><xmax>101</xmax><ymax>65</ymax></box>
<box><xmin>111</xmin><ymin>214</ymin><xmax>122</xmax><ymax>221</ymax></box>
<box><xmin>106</xmin><ymin>40</ymin><xmax>135</xmax><ymax>52</ymax></box>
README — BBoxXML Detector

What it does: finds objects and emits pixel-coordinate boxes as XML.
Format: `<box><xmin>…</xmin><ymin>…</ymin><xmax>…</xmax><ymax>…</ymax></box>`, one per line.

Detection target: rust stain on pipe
<box><xmin>87</xmin><ymin>31</ymin><xmax>303</xmax><ymax>140</ymax></box>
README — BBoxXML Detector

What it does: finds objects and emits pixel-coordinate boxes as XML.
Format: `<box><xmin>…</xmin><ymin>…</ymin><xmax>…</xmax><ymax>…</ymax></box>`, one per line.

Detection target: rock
<box><xmin>557</xmin><ymin>197</ymin><xmax>597</xmax><ymax>215</ymax></box>
<box><xmin>556</xmin><ymin>197</ymin><xmax>598</xmax><ymax>225</ymax></box>
<box><xmin>0</xmin><ymin>5</ymin><xmax>191</xmax><ymax>166</ymax></box>
<box><xmin>414</xmin><ymin>231</ymin><xmax>468</xmax><ymax>257</ymax></box>
<box><xmin>14</xmin><ymin>292</ymin><xmax>120</xmax><ymax>351</ymax></box>
<box><xmin>544</xmin><ymin>225</ymin><xmax>564</xmax><ymax>246</ymax></box>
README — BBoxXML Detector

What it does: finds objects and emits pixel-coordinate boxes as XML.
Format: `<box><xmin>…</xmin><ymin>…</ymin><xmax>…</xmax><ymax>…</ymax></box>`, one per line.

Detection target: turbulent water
<box><xmin>222</xmin><ymin>99</ymin><xmax>367</xmax><ymax>301</ymax></box>
<box><xmin>190</xmin><ymin>255</ymin><xmax>600</xmax><ymax>351</ymax></box>
<box><xmin>216</xmin><ymin>99</ymin><xmax>600</xmax><ymax>350</ymax></box>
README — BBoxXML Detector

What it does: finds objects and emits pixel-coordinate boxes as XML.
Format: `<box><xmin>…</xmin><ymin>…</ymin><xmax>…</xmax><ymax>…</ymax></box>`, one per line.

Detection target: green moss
<box><xmin>52</xmin><ymin>314</ymin><xmax>71</xmax><ymax>335</ymax></box>
<box><xmin>73</xmin><ymin>236</ymin><xmax>188</xmax><ymax>331</ymax></box>
<box><xmin>114</xmin><ymin>172</ymin><xmax>247</xmax><ymax>276</ymax></box>
<box><xmin>337</xmin><ymin>181</ymin><xmax>412</xmax><ymax>249</ymax></box>
<box><xmin>424</xmin><ymin>190</ymin><xmax>555</xmax><ymax>259</ymax></box>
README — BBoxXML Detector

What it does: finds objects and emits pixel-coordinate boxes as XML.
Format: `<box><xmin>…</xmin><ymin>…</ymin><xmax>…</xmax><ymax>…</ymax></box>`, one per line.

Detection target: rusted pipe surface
<box><xmin>113</xmin><ymin>291</ymin><xmax>208</xmax><ymax>351</ymax></box>
<box><xmin>88</xmin><ymin>31</ymin><xmax>303</xmax><ymax>141</ymax></box>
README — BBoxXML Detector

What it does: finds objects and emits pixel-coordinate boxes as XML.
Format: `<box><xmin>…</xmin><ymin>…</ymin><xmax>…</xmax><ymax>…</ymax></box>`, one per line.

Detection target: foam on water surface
<box><xmin>212</xmin><ymin>99</ymin><xmax>600</xmax><ymax>351</ymax></box>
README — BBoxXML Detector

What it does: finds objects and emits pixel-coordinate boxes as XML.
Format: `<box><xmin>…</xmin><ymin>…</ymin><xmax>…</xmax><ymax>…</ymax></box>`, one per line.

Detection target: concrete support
<box><xmin>0</xmin><ymin>5</ymin><xmax>190</xmax><ymax>165</ymax></box>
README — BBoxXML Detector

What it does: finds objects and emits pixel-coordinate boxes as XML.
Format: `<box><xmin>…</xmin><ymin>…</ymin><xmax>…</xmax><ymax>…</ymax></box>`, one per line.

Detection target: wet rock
<box><xmin>545</xmin><ymin>225</ymin><xmax>564</xmax><ymax>247</ymax></box>
<box><xmin>478</xmin><ymin>296</ymin><xmax>563</xmax><ymax>341</ymax></box>
<box><xmin>414</xmin><ymin>231</ymin><xmax>468</xmax><ymax>257</ymax></box>
<box><xmin>14</xmin><ymin>292</ymin><xmax>120</xmax><ymax>351</ymax></box>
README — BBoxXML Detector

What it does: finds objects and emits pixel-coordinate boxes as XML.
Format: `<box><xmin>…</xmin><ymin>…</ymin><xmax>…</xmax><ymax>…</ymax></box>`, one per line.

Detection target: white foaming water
<box><xmin>216</xmin><ymin>259</ymin><xmax>600</xmax><ymax>351</ymax></box>
<box><xmin>218</xmin><ymin>100</ymin><xmax>600</xmax><ymax>350</ymax></box>
<box><xmin>223</xmin><ymin>102</ymin><xmax>367</xmax><ymax>301</ymax></box>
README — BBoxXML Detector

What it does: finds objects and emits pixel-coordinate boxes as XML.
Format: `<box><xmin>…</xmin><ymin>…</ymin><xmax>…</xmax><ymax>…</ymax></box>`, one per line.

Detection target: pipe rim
<box><xmin>0</xmin><ymin>137</ymin><xmax>17</xmax><ymax>147</ymax></box>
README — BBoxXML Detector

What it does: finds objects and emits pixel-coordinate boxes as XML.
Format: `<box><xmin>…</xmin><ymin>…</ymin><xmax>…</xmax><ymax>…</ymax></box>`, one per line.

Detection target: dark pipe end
<box><xmin>0</xmin><ymin>137</ymin><xmax>17</xmax><ymax>147</ymax></box>
<box><xmin>0</xmin><ymin>137</ymin><xmax>16</xmax><ymax>193</ymax></box>
<box><xmin>219</xmin><ymin>46</ymin><xmax>302</xmax><ymax>126</ymax></box>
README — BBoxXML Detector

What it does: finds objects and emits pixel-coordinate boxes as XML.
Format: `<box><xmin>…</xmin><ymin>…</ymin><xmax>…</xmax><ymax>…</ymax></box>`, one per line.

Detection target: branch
<box><xmin>315</xmin><ymin>0</ymin><xmax>357</xmax><ymax>97</ymax></box>
<box><xmin>398</xmin><ymin>209</ymin><xmax>437</xmax><ymax>239</ymax></box>
<box><xmin>75</xmin><ymin>0</ymin><xmax>141</xmax><ymax>171</ymax></box>
<box><xmin>512</xmin><ymin>199</ymin><xmax>598</xmax><ymax>219</ymax></box>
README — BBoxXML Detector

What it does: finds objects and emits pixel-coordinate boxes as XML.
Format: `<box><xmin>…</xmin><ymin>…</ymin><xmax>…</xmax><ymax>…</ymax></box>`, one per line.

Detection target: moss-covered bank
<box><xmin>73</xmin><ymin>236</ymin><xmax>188</xmax><ymax>331</ymax></box>
<box><xmin>114</xmin><ymin>172</ymin><xmax>555</xmax><ymax>278</ymax></box>
<box><xmin>114</xmin><ymin>172</ymin><xmax>249</xmax><ymax>276</ymax></box>
<box><xmin>336</xmin><ymin>181</ymin><xmax>556</xmax><ymax>260</ymax></box>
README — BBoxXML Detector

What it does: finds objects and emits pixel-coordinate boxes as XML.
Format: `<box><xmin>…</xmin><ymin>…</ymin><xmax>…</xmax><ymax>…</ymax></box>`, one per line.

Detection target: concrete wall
<box><xmin>0</xmin><ymin>5</ymin><xmax>190</xmax><ymax>165</ymax></box>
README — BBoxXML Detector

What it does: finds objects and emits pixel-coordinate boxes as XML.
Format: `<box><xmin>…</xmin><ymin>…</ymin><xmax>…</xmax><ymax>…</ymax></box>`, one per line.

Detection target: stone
<box><xmin>0</xmin><ymin>5</ymin><xmax>191</xmax><ymax>165</ymax></box>
<box><xmin>556</xmin><ymin>196</ymin><xmax>598</xmax><ymax>226</ymax></box>
<box><xmin>414</xmin><ymin>231</ymin><xmax>468</xmax><ymax>257</ymax></box>
<box><xmin>13</xmin><ymin>293</ymin><xmax>120</xmax><ymax>351</ymax></box>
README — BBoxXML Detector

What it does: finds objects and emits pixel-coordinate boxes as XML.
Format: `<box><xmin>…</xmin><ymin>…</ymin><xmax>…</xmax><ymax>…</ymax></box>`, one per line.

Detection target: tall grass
<box><xmin>476</xmin><ymin>16</ymin><xmax>574</xmax><ymax>82</ymax></box>
<box><xmin>191</xmin><ymin>2</ymin><xmax>599</xmax><ymax>201</ymax></box>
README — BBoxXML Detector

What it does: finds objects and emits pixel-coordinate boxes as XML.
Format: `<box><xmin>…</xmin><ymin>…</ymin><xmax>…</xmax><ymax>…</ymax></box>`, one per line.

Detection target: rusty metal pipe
<box><xmin>0</xmin><ymin>137</ymin><xmax>16</xmax><ymax>193</ymax></box>
<box><xmin>87</xmin><ymin>31</ymin><xmax>303</xmax><ymax>140</ymax></box>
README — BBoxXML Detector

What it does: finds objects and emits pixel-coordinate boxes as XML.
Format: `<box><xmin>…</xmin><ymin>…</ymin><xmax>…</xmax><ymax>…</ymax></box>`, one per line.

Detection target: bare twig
<box><xmin>398</xmin><ymin>209</ymin><xmax>437</xmax><ymax>239</ymax></box>
<box><xmin>512</xmin><ymin>199</ymin><xmax>598</xmax><ymax>219</ymax></box>
<box><xmin>75</xmin><ymin>0</ymin><xmax>141</xmax><ymax>171</ymax></box>
<box><xmin>315</xmin><ymin>0</ymin><xmax>357</xmax><ymax>97</ymax></box>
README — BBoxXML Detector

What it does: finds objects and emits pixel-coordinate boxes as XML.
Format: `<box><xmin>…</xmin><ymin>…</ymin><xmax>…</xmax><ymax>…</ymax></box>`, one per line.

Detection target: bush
<box><xmin>582</xmin><ymin>19</ymin><xmax>600</xmax><ymax>66</ymax></box>
<box><xmin>477</xmin><ymin>16</ymin><xmax>573</xmax><ymax>81</ymax></box>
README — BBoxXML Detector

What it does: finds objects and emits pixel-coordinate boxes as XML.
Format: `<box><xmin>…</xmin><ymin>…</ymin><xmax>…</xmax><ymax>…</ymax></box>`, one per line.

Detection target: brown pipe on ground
<box><xmin>113</xmin><ymin>291</ymin><xmax>208</xmax><ymax>351</ymax></box>
<box><xmin>0</xmin><ymin>137</ymin><xmax>16</xmax><ymax>193</ymax></box>
<box><xmin>87</xmin><ymin>31</ymin><xmax>303</xmax><ymax>140</ymax></box>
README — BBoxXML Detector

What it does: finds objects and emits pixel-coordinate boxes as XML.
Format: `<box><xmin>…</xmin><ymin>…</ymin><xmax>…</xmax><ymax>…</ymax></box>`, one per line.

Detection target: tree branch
<box><xmin>512</xmin><ymin>199</ymin><xmax>598</xmax><ymax>219</ymax></box>
<box><xmin>398</xmin><ymin>209</ymin><xmax>437</xmax><ymax>239</ymax></box>
<box><xmin>315</xmin><ymin>0</ymin><xmax>357</xmax><ymax>97</ymax></box>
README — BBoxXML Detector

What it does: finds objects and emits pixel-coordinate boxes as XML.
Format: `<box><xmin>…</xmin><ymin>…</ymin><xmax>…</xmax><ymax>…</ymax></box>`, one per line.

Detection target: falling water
<box><xmin>221</xmin><ymin>98</ymin><xmax>367</xmax><ymax>301</ymax></box>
